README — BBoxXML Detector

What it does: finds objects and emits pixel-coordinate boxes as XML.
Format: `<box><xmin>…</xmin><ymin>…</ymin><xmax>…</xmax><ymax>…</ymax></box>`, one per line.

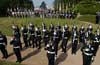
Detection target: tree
<box><xmin>40</xmin><ymin>1</ymin><xmax>47</xmax><ymax>9</ymax></box>
<box><xmin>0</xmin><ymin>0</ymin><xmax>34</xmax><ymax>16</ymax></box>
<box><xmin>74</xmin><ymin>0</ymin><xmax>100</xmax><ymax>14</ymax></box>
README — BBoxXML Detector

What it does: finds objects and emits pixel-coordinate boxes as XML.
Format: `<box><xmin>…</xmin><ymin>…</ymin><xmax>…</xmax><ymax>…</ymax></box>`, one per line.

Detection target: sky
<box><xmin>32</xmin><ymin>0</ymin><xmax>54</xmax><ymax>9</ymax></box>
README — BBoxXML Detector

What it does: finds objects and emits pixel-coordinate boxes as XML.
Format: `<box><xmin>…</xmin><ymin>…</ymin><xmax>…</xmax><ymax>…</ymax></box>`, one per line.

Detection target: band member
<box><xmin>52</xmin><ymin>28</ymin><xmax>59</xmax><ymax>56</ymax></box>
<box><xmin>72</xmin><ymin>25</ymin><xmax>78</xmax><ymax>55</ymax></box>
<box><xmin>46</xmin><ymin>44</ymin><xmax>55</xmax><ymax>65</ymax></box>
<box><xmin>92</xmin><ymin>31</ymin><xmax>100</xmax><ymax>56</ymax></box>
<box><xmin>28</xmin><ymin>23</ymin><xmax>35</xmax><ymax>47</ymax></box>
<box><xmin>35</xmin><ymin>27</ymin><xmax>41</xmax><ymax>49</ymax></box>
<box><xmin>79</xmin><ymin>25</ymin><xmax>86</xmax><ymax>46</ymax></box>
<box><xmin>0</xmin><ymin>31</ymin><xmax>8</xmax><ymax>59</ymax></box>
<box><xmin>81</xmin><ymin>40</ymin><xmax>95</xmax><ymax>65</ymax></box>
<box><xmin>49</xmin><ymin>23</ymin><xmax>54</xmax><ymax>42</ymax></box>
<box><xmin>61</xmin><ymin>25</ymin><xmax>70</xmax><ymax>53</ymax></box>
<box><xmin>43</xmin><ymin>28</ymin><xmax>50</xmax><ymax>49</ymax></box>
<box><xmin>21</xmin><ymin>25</ymin><xmax>28</xmax><ymax>47</ymax></box>
<box><xmin>86</xmin><ymin>24</ymin><xmax>93</xmax><ymax>40</ymax></box>
<box><xmin>10</xmin><ymin>35</ymin><xmax>22</xmax><ymax>63</ymax></box>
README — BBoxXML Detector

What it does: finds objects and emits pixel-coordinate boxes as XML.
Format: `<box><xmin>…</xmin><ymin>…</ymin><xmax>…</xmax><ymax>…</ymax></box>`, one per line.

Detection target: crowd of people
<box><xmin>7</xmin><ymin>8</ymin><xmax>77</xmax><ymax>19</ymax></box>
<box><xmin>0</xmin><ymin>22</ymin><xmax>100</xmax><ymax>65</ymax></box>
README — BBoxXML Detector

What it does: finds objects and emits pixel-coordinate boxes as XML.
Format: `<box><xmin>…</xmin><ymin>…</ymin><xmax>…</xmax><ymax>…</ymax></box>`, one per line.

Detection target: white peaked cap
<box><xmin>65</xmin><ymin>25</ymin><xmax>68</xmax><ymax>28</ymax></box>
<box><xmin>29</xmin><ymin>23</ymin><xmax>33</xmax><ymax>26</ymax></box>
<box><xmin>46</xmin><ymin>44</ymin><xmax>50</xmax><ymax>47</ymax></box>
<box><xmin>89</xmin><ymin>25</ymin><xmax>92</xmax><ymax>28</ymax></box>
<box><xmin>81</xmin><ymin>26</ymin><xmax>84</xmax><ymax>29</ymax></box>
<box><xmin>12</xmin><ymin>25</ymin><xmax>16</xmax><ymax>29</ymax></box>
<box><xmin>35</xmin><ymin>27</ymin><xmax>38</xmax><ymax>31</ymax></box>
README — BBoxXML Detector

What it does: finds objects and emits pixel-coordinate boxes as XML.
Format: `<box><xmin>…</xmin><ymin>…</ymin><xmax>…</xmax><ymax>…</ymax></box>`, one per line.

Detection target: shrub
<box><xmin>74</xmin><ymin>1</ymin><xmax>100</xmax><ymax>15</ymax></box>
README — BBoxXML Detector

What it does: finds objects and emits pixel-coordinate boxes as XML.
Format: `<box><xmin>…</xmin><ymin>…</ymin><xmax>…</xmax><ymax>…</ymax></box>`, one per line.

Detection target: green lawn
<box><xmin>77</xmin><ymin>15</ymin><xmax>96</xmax><ymax>23</ymax></box>
<box><xmin>0</xmin><ymin>16</ymin><xmax>99</xmax><ymax>36</ymax></box>
<box><xmin>0</xmin><ymin>60</ymin><xmax>23</xmax><ymax>65</ymax></box>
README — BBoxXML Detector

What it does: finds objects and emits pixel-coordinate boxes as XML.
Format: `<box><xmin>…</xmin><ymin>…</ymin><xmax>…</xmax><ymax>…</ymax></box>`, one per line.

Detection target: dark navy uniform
<box><xmin>92</xmin><ymin>32</ymin><xmax>100</xmax><ymax>56</ymax></box>
<box><xmin>28</xmin><ymin>23</ymin><xmax>35</xmax><ymax>47</ymax></box>
<box><xmin>47</xmin><ymin>44</ymin><xmax>55</xmax><ymax>65</ymax></box>
<box><xmin>61</xmin><ymin>25</ymin><xmax>70</xmax><ymax>53</ymax></box>
<box><xmin>49</xmin><ymin>23</ymin><xmax>54</xmax><ymax>42</ymax></box>
<box><xmin>12</xmin><ymin>25</ymin><xmax>22</xmax><ymax>49</ymax></box>
<box><xmin>86</xmin><ymin>25</ymin><xmax>93</xmax><ymax>40</ymax></box>
<box><xmin>10</xmin><ymin>36</ymin><xmax>22</xmax><ymax>63</ymax></box>
<box><xmin>79</xmin><ymin>26</ymin><xmax>86</xmax><ymax>46</ymax></box>
<box><xmin>0</xmin><ymin>32</ymin><xmax>8</xmax><ymax>59</ymax></box>
<box><xmin>14</xmin><ymin>28</ymin><xmax>22</xmax><ymax>49</ymax></box>
<box><xmin>21</xmin><ymin>25</ymin><xmax>28</xmax><ymax>47</ymax></box>
<box><xmin>43</xmin><ymin>29</ymin><xmax>50</xmax><ymax>48</ymax></box>
<box><xmin>72</xmin><ymin>29</ymin><xmax>78</xmax><ymax>55</ymax></box>
<box><xmin>57</xmin><ymin>24</ymin><xmax>62</xmax><ymax>42</ymax></box>
<box><xmin>53</xmin><ymin>29</ymin><xmax>59</xmax><ymax>56</ymax></box>
<box><xmin>81</xmin><ymin>43</ymin><xmax>94</xmax><ymax>65</ymax></box>
<box><xmin>35</xmin><ymin>27</ymin><xmax>41</xmax><ymax>49</ymax></box>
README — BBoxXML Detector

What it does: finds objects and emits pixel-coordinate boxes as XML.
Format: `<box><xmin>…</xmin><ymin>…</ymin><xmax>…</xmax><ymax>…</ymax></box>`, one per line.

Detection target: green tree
<box><xmin>40</xmin><ymin>1</ymin><xmax>47</xmax><ymax>9</ymax></box>
<box><xmin>0</xmin><ymin>0</ymin><xmax>34</xmax><ymax>16</ymax></box>
<box><xmin>74</xmin><ymin>0</ymin><xmax>100</xmax><ymax>14</ymax></box>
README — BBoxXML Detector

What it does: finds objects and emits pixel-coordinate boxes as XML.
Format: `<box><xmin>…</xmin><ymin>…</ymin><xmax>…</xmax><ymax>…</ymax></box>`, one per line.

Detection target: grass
<box><xmin>0</xmin><ymin>16</ymin><xmax>99</xmax><ymax>36</ymax></box>
<box><xmin>0</xmin><ymin>60</ymin><xmax>24</xmax><ymax>65</ymax></box>
<box><xmin>77</xmin><ymin>15</ymin><xmax>96</xmax><ymax>23</ymax></box>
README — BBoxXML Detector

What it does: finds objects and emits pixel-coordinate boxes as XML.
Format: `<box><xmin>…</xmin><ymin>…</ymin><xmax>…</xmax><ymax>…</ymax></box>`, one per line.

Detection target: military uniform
<box><xmin>28</xmin><ymin>23</ymin><xmax>35</xmax><ymax>48</ymax></box>
<box><xmin>72</xmin><ymin>28</ymin><xmax>78</xmax><ymax>55</ymax></box>
<box><xmin>81</xmin><ymin>43</ymin><xmax>94</xmax><ymax>65</ymax></box>
<box><xmin>79</xmin><ymin>26</ymin><xmax>86</xmax><ymax>46</ymax></box>
<box><xmin>53</xmin><ymin>29</ymin><xmax>59</xmax><ymax>56</ymax></box>
<box><xmin>92</xmin><ymin>32</ymin><xmax>100</xmax><ymax>56</ymax></box>
<box><xmin>10</xmin><ymin>36</ymin><xmax>22</xmax><ymax>63</ymax></box>
<box><xmin>57</xmin><ymin>25</ymin><xmax>62</xmax><ymax>42</ymax></box>
<box><xmin>43</xmin><ymin>29</ymin><xmax>50</xmax><ymax>48</ymax></box>
<box><xmin>86</xmin><ymin>25</ymin><xmax>93</xmax><ymax>40</ymax></box>
<box><xmin>0</xmin><ymin>32</ymin><xmax>8</xmax><ymax>59</ymax></box>
<box><xmin>21</xmin><ymin>25</ymin><xmax>28</xmax><ymax>47</ymax></box>
<box><xmin>47</xmin><ymin>44</ymin><xmax>55</xmax><ymax>65</ymax></box>
<box><xmin>12</xmin><ymin>25</ymin><xmax>22</xmax><ymax>49</ymax></box>
<box><xmin>49</xmin><ymin>24</ymin><xmax>54</xmax><ymax>42</ymax></box>
<box><xmin>35</xmin><ymin>27</ymin><xmax>41</xmax><ymax>49</ymax></box>
<box><xmin>61</xmin><ymin>25</ymin><xmax>70</xmax><ymax>53</ymax></box>
<box><xmin>14</xmin><ymin>27</ymin><xmax>22</xmax><ymax>49</ymax></box>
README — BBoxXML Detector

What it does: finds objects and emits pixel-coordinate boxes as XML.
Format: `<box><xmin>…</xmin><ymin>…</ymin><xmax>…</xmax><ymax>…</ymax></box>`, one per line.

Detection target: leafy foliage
<box><xmin>74</xmin><ymin>1</ymin><xmax>100</xmax><ymax>14</ymax></box>
<box><xmin>40</xmin><ymin>1</ymin><xmax>47</xmax><ymax>9</ymax></box>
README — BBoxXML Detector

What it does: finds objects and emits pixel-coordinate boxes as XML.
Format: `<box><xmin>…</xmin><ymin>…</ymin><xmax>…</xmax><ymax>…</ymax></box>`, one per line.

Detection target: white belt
<box><xmin>14</xmin><ymin>46</ymin><xmax>20</xmax><ymax>48</ymax></box>
<box><xmin>24</xmin><ymin>33</ymin><xmax>27</xmax><ymax>35</ymax></box>
<box><xmin>31</xmin><ymin>34</ymin><xmax>35</xmax><ymax>35</ymax></box>
<box><xmin>84</xmin><ymin>52</ymin><xmax>93</xmax><ymax>56</ymax></box>
<box><xmin>64</xmin><ymin>37</ymin><xmax>68</xmax><ymax>39</ymax></box>
<box><xmin>73</xmin><ymin>39</ymin><xmax>78</xmax><ymax>40</ymax></box>
<box><xmin>38</xmin><ymin>35</ymin><xmax>41</xmax><ymax>36</ymax></box>
<box><xmin>94</xmin><ymin>41</ymin><xmax>100</xmax><ymax>43</ymax></box>
<box><xmin>47</xmin><ymin>51</ymin><xmax>55</xmax><ymax>54</ymax></box>
<box><xmin>55</xmin><ymin>37</ymin><xmax>59</xmax><ymax>38</ymax></box>
<box><xmin>45</xmin><ymin>35</ymin><xmax>49</xmax><ymax>37</ymax></box>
